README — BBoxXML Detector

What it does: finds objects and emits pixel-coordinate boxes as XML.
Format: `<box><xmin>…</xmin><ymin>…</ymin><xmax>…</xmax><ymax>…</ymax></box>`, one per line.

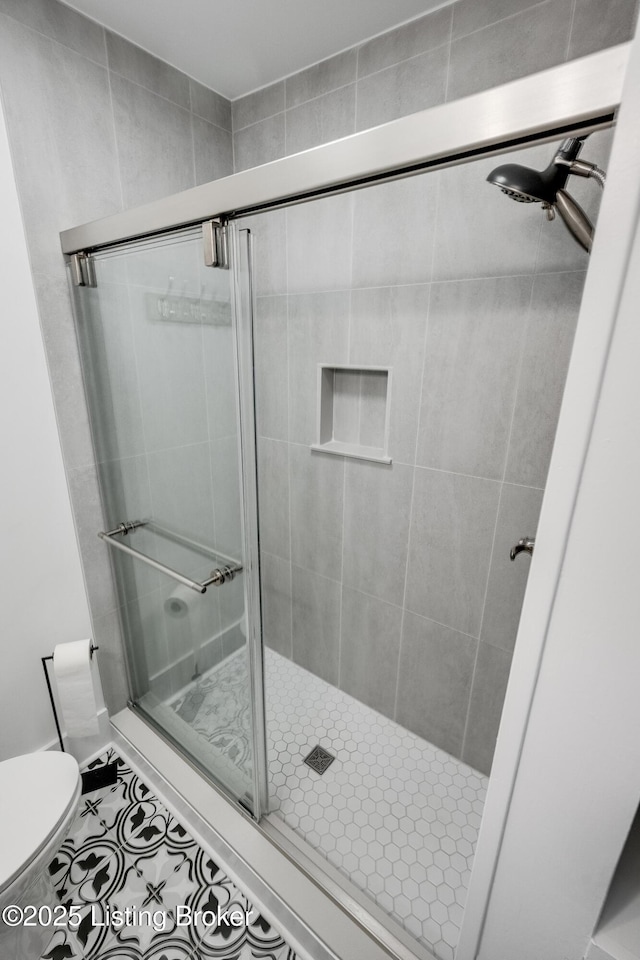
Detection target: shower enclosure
<box><xmin>63</xmin><ymin>50</ymin><xmax>623</xmax><ymax>960</ymax></box>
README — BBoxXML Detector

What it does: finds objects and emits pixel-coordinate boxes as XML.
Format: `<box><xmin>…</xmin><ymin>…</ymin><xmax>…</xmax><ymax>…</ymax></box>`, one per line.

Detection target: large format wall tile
<box><xmin>292</xmin><ymin>565</ymin><xmax>340</xmax><ymax>684</ymax></box>
<box><xmin>232</xmin><ymin>81</ymin><xmax>284</xmax><ymax>131</ymax></box>
<box><xmin>131</xmin><ymin>292</ymin><xmax>209</xmax><ymax>455</ymax></box>
<box><xmin>349</xmin><ymin>285</ymin><xmax>429</xmax><ymax>465</ymax></box>
<box><xmin>0</xmin><ymin>15</ymin><xmax>121</xmax><ymax>279</ymax></box>
<box><xmin>210</xmin><ymin>435</ymin><xmax>244</xmax><ymax>561</ymax></box>
<box><xmin>35</xmin><ymin>274</ymin><xmax>95</xmax><ymax>472</ymax></box>
<box><xmin>91</xmin><ymin>609</ymin><xmax>131</xmax><ymax>714</ymax></box>
<box><xmin>233</xmin><ymin>113</ymin><xmax>285</xmax><ymax>172</ymax></box>
<box><xmin>568</xmin><ymin>0</ymin><xmax>638</xmax><ymax>59</ymax></box>
<box><xmin>357</xmin><ymin>7</ymin><xmax>452</xmax><ymax>77</ymax></box>
<box><xmin>462</xmin><ymin>642</ymin><xmax>513</xmax><ymax>774</ymax></box>
<box><xmin>288</xmin><ymin>291</ymin><xmax>350</xmax><ymax>444</ymax></box>
<box><xmin>406</xmin><ymin>468</ymin><xmax>500</xmax><ymax>636</ymax></box>
<box><xmin>396</xmin><ymin>612</ymin><xmax>477</xmax><ymax>757</ymax></box>
<box><xmin>106</xmin><ymin>32</ymin><xmax>190</xmax><ymax>109</ymax></box>
<box><xmin>285</xmin><ymin>84</ymin><xmax>356</xmax><ymax>155</ymax></box>
<box><xmin>67</xmin><ymin>464</ymin><xmax>119</xmax><ymax>621</ymax></box>
<box><xmin>75</xmin><ymin>281</ymin><xmax>146</xmax><ymax>464</ymax></box>
<box><xmin>286</xmin><ymin>49</ymin><xmax>357</xmax><ymax>107</ymax></box>
<box><xmin>147</xmin><ymin>443</ymin><xmax>216</xmax><ymax>578</ymax></box>
<box><xmin>340</xmin><ymin>588</ymin><xmax>403</xmax><ymax>718</ymax></box>
<box><xmin>481</xmin><ymin>484</ymin><xmax>544</xmax><ymax>653</ymax></box>
<box><xmin>254</xmin><ymin>296</ymin><xmax>289</xmax><ymax>441</ymax></box>
<box><xmin>260</xmin><ymin>552</ymin><xmax>293</xmax><ymax>658</ymax></box>
<box><xmin>97</xmin><ymin>454</ymin><xmax>158</xmax><ymax>603</ymax></box>
<box><xmin>351</xmin><ymin>175</ymin><xmax>438</xmax><ymax>288</ymax></box>
<box><xmin>447</xmin><ymin>0</ymin><xmax>573</xmax><ymax>101</ymax></box>
<box><xmin>189</xmin><ymin>78</ymin><xmax>231</xmax><ymax>130</ymax></box>
<box><xmin>343</xmin><ymin>461</ymin><xmax>413</xmax><ymax>607</ymax></box>
<box><xmin>0</xmin><ymin>0</ymin><xmax>106</xmax><ymax>62</ymax></box>
<box><xmin>110</xmin><ymin>75</ymin><xmax>194</xmax><ymax>208</ymax></box>
<box><xmin>257</xmin><ymin>438</ymin><xmax>290</xmax><ymax>561</ymax></box>
<box><xmin>192</xmin><ymin>116</ymin><xmax>233</xmax><ymax>185</ymax></box>
<box><xmin>505</xmin><ymin>271</ymin><xmax>584</xmax><ymax>487</ymax></box>
<box><xmin>452</xmin><ymin>0</ymin><xmax>540</xmax><ymax>39</ymax></box>
<box><xmin>355</xmin><ymin>45</ymin><xmax>449</xmax><ymax>131</ymax></box>
<box><xmin>432</xmin><ymin>145</ymin><xmax>546</xmax><ymax>281</ymax></box>
<box><xmin>202</xmin><ymin>320</ymin><xmax>238</xmax><ymax>443</ymax></box>
<box><xmin>417</xmin><ymin>276</ymin><xmax>532</xmax><ymax>479</ymax></box>
<box><xmin>289</xmin><ymin>445</ymin><xmax>344</xmax><ymax>579</ymax></box>
<box><xmin>286</xmin><ymin>194</ymin><xmax>354</xmax><ymax>294</ymax></box>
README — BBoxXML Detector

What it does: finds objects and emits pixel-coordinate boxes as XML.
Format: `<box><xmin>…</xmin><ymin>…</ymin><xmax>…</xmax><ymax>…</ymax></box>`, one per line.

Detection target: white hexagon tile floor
<box><xmin>171</xmin><ymin>648</ymin><xmax>488</xmax><ymax>960</ymax></box>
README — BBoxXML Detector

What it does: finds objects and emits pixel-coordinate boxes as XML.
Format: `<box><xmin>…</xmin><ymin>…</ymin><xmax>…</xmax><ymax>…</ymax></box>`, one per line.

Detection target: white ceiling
<box><xmin>61</xmin><ymin>0</ymin><xmax>448</xmax><ymax>100</ymax></box>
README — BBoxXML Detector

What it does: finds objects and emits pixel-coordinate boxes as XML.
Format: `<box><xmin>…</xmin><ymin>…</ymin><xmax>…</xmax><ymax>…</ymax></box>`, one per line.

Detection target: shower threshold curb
<box><xmin>110</xmin><ymin>707</ymin><xmax>435</xmax><ymax>960</ymax></box>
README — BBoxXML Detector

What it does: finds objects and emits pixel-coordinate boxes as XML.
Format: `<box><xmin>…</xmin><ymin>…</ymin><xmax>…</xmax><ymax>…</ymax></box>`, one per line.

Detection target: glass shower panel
<box><xmin>70</xmin><ymin>226</ymin><xmax>265</xmax><ymax>813</ymax></box>
<box><xmin>238</xmin><ymin>127</ymin><xmax>614</xmax><ymax>959</ymax></box>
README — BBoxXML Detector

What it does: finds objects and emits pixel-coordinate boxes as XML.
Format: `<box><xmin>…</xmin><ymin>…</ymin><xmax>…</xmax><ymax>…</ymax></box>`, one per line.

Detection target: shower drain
<box><xmin>303</xmin><ymin>745</ymin><xmax>336</xmax><ymax>775</ymax></box>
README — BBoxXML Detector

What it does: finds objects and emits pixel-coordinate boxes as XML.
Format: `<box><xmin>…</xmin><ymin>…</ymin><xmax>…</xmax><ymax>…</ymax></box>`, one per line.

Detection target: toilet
<box><xmin>0</xmin><ymin>752</ymin><xmax>81</xmax><ymax>960</ymax></box>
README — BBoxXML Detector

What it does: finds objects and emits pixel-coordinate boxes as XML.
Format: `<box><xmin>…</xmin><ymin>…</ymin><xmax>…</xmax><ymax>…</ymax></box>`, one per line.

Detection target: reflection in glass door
<box><xmin>69</xmin><ymin>224</ymin><xmax>267</xmax><ymax>815</ymax></box>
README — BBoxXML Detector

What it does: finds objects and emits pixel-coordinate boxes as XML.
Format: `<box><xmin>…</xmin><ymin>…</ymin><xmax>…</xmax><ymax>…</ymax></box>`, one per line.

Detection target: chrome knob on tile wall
<box><xmin>510</xmin><ymin>537</ymin><xmax>535</xmax><ymax>561</ymax></box>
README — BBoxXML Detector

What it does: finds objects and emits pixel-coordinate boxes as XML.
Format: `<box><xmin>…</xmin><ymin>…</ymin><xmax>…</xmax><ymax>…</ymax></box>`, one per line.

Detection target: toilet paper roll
<box><xmin>52</xmin><ymin>639</ymin><xmax>99</xmax><ymax>738</ymax></box>
<box><xmin>164</xmin><ymin>584</ymin><xmax>198</xmax><ymax>619</ymax></box>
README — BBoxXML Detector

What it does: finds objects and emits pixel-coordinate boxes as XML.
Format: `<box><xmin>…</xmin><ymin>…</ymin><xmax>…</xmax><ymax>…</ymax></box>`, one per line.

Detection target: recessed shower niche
<box><xmin>311</xmin><ymin>364</ymin><xmax>392</xmax><ymax>463</ymax></box>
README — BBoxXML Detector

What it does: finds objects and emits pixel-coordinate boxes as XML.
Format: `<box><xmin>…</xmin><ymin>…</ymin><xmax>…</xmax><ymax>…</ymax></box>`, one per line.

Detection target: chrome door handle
<box><xmin>510</xmin><ymin>537</ymin><xmax>535</xmax><ymax>561</ymax></box>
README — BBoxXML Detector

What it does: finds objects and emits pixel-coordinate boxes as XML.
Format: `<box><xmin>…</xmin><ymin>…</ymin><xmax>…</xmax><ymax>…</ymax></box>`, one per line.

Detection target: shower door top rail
<box><xmin>98</xmin><ymin>520</ymin><xmax>242</xmax><ymax>594</ymax></box>
<box><xmin>59</xmin><ymin>43</ymin><xmax>628</xmax><ymax>256</ymax></box>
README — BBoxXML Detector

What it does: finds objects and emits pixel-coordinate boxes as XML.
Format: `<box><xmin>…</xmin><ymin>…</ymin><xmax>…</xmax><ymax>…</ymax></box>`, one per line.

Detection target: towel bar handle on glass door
<box><xmin>97</xmin><ymin>520</ymin><xmax>242</xmax><ymax>594</ymax></box>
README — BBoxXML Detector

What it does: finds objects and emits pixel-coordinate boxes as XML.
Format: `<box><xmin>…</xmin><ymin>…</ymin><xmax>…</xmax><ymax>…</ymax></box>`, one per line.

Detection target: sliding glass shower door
<box><xmin>69</xmin><ymin>224</ymin><xmax>267</xmax><ymax>816</ymax></box>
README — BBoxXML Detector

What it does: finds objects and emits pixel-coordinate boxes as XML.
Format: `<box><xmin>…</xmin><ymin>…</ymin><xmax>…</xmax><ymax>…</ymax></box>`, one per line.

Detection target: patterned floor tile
<box><xmin>49</xmin><ymin>750</ymin><xmax>298</xmax><ymax>960</ymax></box>
<box><xmin>40</xmin><ymin>926</ymin><xmax>83</xmax><ymax>960</ymax></box>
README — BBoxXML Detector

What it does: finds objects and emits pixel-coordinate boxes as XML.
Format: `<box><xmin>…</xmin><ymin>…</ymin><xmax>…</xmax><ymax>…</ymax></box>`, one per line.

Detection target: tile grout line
<box><xmin>564</xmin><ymin>0</ymin><xmax>579</xmax><ymax>60</ymax></box>
<box><xmin>452</xmin><ymin>0</ymin><xmax>565</xmax><ymax>44</ymax></box>
<box><xmin>233</xmin><ymin>36</ymin><xmax>455</xmax><ymax>134</ymax></box>
<box><xmin>0</xmin><ymin>7</ymin><xmax>110</xmax><ymax>71</ymax></box>
<box><xmin>460</xmin><ymin>227</ymin><xmax>543</xmax><ymax>760</ymax></box>
<box><xmin>392</xmin><ymin>206</ymin><xmax>439</xmax><ymax>724</ymax></box>
<box><xmin>442</xmin><ymin>6</ymin><xmax>455</xmax><ymax>103</ymax></box>
<box><xmin>104</xmin><ymin>30</ymin><xmax>126</xmax><ymax>213</ymax></box>
<box><xmin>337</xmin><ymin>193</ymin><xmax>356</xmax><ymax>690</ymax></box>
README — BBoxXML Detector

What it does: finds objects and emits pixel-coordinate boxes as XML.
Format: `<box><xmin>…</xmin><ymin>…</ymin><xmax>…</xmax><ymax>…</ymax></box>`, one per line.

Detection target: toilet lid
<box><xmin>0</xmin><ymin>752</ymin><xmax>80</xmax><ymax>892</ymax></box>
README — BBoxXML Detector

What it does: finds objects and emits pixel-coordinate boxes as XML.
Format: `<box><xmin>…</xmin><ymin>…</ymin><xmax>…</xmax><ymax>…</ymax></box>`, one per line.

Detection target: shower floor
<box><xmin>170</xmin><ymin>648</ymin><xmax>487</xmax><ymax>960</ymax></box>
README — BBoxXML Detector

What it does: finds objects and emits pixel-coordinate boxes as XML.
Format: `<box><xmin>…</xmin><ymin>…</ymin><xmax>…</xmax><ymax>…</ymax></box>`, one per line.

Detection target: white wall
<box><xmin>0</xmin><ymin>96</ymin><xmax>105</xmax><ymax>761</ymax></box>
<box><xmin>474</xmin><ymin>29</ymin><xmax>640</xmax><ymax>960</ymax></box>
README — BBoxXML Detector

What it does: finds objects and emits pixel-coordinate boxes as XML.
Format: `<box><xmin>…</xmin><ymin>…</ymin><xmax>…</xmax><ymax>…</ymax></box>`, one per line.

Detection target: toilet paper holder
<box><xmin>41</xmin><ymin>643</ymin><xmax>99</xmax><ymax>754</ymax></box>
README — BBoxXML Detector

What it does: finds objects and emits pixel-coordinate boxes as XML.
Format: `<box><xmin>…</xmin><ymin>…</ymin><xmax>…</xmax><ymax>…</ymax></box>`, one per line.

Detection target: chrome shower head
<box><xmin>487</xmin><ymin>137</ymin><xmax>605</xmax><ymax>253</ymax></box>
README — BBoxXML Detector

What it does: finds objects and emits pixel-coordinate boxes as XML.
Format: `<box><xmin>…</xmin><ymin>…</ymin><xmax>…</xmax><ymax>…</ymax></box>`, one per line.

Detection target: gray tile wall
<box><xmin>231</xmin><ymin>0</ymin><xmax>635</xmax><ymax>776</ymax></box>
<box><xmin>232</xmin><ymin>0</ymin><xmax>637</xmax><ymax>165</ymax></box>
<box><xmin>247</xmin><ymin>128</ymin><xmax>613</xmax><ymax>774</ymax></box>
<box><xmin>0</xmin><ymin>0</ymin><xmax>232</xmax><ymax>714</ymax></box>
<box><xmin>1</xmin><ymin>0</ymin><xmax>634</xmax><ymax>765</ymax></box>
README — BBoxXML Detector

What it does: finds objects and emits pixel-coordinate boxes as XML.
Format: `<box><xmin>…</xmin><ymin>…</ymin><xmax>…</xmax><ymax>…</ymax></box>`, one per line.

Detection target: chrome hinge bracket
<box><xmin>69</xmin><ymin>252</ymin><xmax>97</xmax><ymax>287</ymax></box>
<box><xmin>203</xmin><ymin>218</ymin><xmax>229</xmax><ymax>269</ymax></box>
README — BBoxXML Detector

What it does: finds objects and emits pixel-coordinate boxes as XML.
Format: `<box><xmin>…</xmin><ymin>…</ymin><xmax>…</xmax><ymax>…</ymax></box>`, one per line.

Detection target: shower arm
<box><xmin>554</xmin><ymin>190</ymin><xmax>594</xmax><ymax>253</ymax></box>
<box><xmin>555</xmin><ymin>157</ymin><xmax>607</xmax><ymax>188</ymax></box>
<box><xmin>548</xmin><ymin>156</ymin><xmax>605</xmax><ymax>254</ymax></box>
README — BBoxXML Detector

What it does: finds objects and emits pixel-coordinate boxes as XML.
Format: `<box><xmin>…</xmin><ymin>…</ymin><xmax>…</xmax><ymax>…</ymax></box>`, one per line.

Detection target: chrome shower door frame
<box><xmin>229</xmin><ymin>223</ymin><xmax>269</xmax><ymax>820</ymax></box>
